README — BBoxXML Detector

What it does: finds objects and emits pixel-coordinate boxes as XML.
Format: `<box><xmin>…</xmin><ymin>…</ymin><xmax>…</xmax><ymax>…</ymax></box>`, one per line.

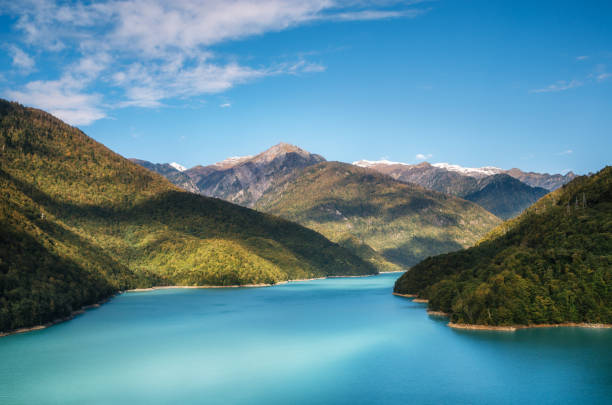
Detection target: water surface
<box><xmin>1</xmin><ymin>273</ymin><xmax>611</xmax><ymax>404</ymax></box>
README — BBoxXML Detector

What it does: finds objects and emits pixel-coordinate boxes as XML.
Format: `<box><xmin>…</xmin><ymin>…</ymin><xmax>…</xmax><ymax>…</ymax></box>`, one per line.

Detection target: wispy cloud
<box><xmin>597</xmin><ymin>72</ymin><xmax>612</xmax><ymax>81</ymax></box>
<box><xmin>415</xmin><ymin>153</ymin><xmax>433</xmax><ymax>160</ymax></box>
<box><xmin>576</xmin><ymin>55</ymin><xmax>589</xmax><ymax>61</ymax></box>
<box><xmin>556</xmin><ymin>149</ymin><xmax>573</xmax><ymax>156</ymax></box>
<box><xmin>530</xmin><ymin>80</ymin><xmax>582</xmax><ymax>93</ymax></box>
<box><xmin>5</xmin><ymin>76</ymin><xmax>105</xmax><ymax>125</ymax></box>
<box><xmin>1</xmin><ymin>0</ymin><xmax>429</xmax><ymax>125</ymax></box>
<box><xmin>9</xmin><ymin>46</ymin><xmax>35</xmax><ymax>72</ymax></box>
<box><xmin>220</xmin><ymin>103</ymin><xmax>231</xmax><ymax>108</ymax></box>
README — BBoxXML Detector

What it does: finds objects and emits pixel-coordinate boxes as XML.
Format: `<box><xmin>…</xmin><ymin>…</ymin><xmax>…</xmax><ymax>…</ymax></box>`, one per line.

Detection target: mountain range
<box><xmin>355</xmin><ymin>160</ymin><xmax>575</xmax><ymax>191</ymax></box>
<box><xmin>0</xmin><ymin>100</ymin><xmax>375</xmax><ymax>333</ymax></box>
<box><xmin>136</xmin><ymin>148</ymin><xmax>571</xmax><ymax>221</ymax></box>
<box><xmin>353</xmin><ymin>160</ymin><xmax>561</xmax><ymax>219</ymax></box>
<box><xmin>133</xmin><ymin>150</ymin><xmax>502</xmax><ymax>269</ymax></box>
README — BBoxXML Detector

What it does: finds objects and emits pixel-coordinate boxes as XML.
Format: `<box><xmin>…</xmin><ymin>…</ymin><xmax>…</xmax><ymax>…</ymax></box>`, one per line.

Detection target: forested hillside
<box><xmin>256</xmin><ymin>162</ymin><xmax>501</xmax><ymax>269</ymax></box>
<box><xmin>0</xmin><ymin>100</ymin><xmax>375</xmax><ymax>332</ymax></box>
<box><xmin>394</xmin><ymin>167</ymin><xmax>612</xmax><ymax>326</ymax></box>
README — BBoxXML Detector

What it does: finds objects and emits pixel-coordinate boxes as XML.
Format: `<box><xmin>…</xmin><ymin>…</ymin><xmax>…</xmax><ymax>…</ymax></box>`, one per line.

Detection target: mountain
<box><xmin>504</xmin><ymin>168</ymin><xmax>576</xmax><ymax>191</ymax></box>
<box><xmin>184</xmin><ymin>143</ymin><xmax>325</xmax><ymax>207</ymax></box>
<box><xmin>354</xmin><ymin>160</ymin><xmax>553</xmax><ymax>219</ymax></box>
<box><xmin>128</xmin><ymin>159</ymin><xmax>199</xmax><ymax>193</ymax></box>
<box><xmin>0</xmin><ymin>100</ymin><xmax>375</xmax><ymax>333</ymax></box>
<box><xmin>134</xmin><ymin>143</ymin><xmax>326</xmax><ymax>207</ymax></box>
<box><xmin>255</xmin><ymin>161</ymin><xmax>501</xmax><ymax>269</ymax></box>
<box><xmin>463</xmin><ymin>174</ymin><xmax>549</xmax><ymax>219</ymax></box>
<box><xmin>394</xmin><ymin>166</ymin><xmax>612</xmax><ymax>327</ymax></box>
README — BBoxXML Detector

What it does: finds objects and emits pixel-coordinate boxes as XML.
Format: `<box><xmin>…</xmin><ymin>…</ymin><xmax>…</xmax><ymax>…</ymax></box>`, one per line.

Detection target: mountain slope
<box><xmin>0</xmin><ymin>100</ymin><xmax>375</xmax><ymax>332</ymax></box>
<box><xmin>505</xmin><ymin>168</ymin><xmax>576</xmax><ymax>191</ymax></box>
<box><xmin>256</xmin><ymin>162</ymin><xmax>501</xmax><ymax>269</ymax></box>
<box><xmin>129</xmin><ymin>159</ymin><xmax>199</xmax><ymax>193</ymax></box>
<box><xmin>394</xmin><ymin>167</ymin><xmax>612</xmax><ymax>327</ymax></box>
<box><xmin>464</xmin><ymin>174</ymin><xmax>549</xmax><ymax>219</ymax></box>
<box><xmin>182</xmin><ymin>143</ymin><xmax>325</xmax><ymax>207</ymax></box>
<box><xmin>355</xmin><ymin>161</ymin><xmax>552</xmax><ymax>219</ymax></box>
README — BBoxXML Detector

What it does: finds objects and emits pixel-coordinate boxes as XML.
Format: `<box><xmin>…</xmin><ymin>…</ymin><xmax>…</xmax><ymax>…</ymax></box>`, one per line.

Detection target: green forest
<box><xmin>256</xmin><ymin>161</ymin><xmax>501</xmax><ymax>270</ymax></box>
<box><xmin>394</xmin><ymin>167</ymin><xmax>612</xmax><ymax>326</ymax></box>
<box><xmin>0</xmin><ymin>100</ymin><xmax>376</xmax><ymax>332</ymax></box>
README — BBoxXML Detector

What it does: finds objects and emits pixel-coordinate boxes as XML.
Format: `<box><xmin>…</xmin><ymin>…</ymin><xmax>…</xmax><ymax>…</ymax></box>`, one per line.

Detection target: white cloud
<box><xmin>220</xmin><ymin>103</ymin><xmax>231</xmax><ymax>108</ymax></box>
<box><xmin>1</xmin><ymin>0</ymin><xmax>429</xmax><ymax>124</ymax></box>
<box><xmin>330</xmin><ymin>9</ymin><xmax>424</xmax><ymax>21</ymax></box>
<box><xmin>530</xmin><ymin>80</ymin><xmax>582</xmax><ymax>93</ymax></box>
<box><xmin>5</xmin><ymin>76</ymin><xmax>105</xmax><ymax>125</ymax></box>
<box><xmin>415</xmin><ymin>153</ymin><xmax>433</xmax><ymax>160</ymax></box>
<box><xmin>9</xmin><ymin>46</ymin><xmax>35</xmax><ymax>72</ymax></box>
<box><xmin>556</xmin><ymin>149</ymin><xmax>573</xmax><ymax>156</ymax></box>
<box><xmin>576</xmin><ymin>55</ymin><xmax>589</xmax><ymax>61</ymax></box>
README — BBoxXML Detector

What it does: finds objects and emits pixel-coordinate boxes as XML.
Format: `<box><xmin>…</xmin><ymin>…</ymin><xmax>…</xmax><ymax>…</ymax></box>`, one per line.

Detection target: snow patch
<box><xmin>169</xmin><ymin>162</ymin><xmax>187</xmax><ymax>172</ymax></box>
<box><xmin>432</xmin><ymin>163</ymin><xmax>503</xmax><ymax>177</ymax></box>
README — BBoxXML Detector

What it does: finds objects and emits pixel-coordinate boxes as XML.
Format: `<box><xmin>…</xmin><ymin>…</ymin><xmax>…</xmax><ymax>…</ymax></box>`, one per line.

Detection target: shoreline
<box><xmin>1</xmin><ymin>272</ymin><xmax>382</xmax><ymax>337</ymax></box>
<box><xmin>0</xmin><ymin>296</ymin><xmax>114</xmax><ymax>338</ymax></box>
<box><xmin>448</xmin><ymin>322</ymin><xmax>612</xmax><ymax>332</ymax></box>
<box><xmin>392</xmin><ymin>292</ymin><xmax>417</xmax><ymax>298</ymax></box>
<box><xmin>427</xmin><ymin>310</ymin><xmax>450</xmax><ymax>317</ymax></box>
<box><xmin>125</xmin><ymin>273</ymin><xmax>378</xmax><ymax>292</ymax></box>
<box><xmin>391</xmin><ymin>292</ymin><xmax>612</xmax><ymax>331</ymax></box>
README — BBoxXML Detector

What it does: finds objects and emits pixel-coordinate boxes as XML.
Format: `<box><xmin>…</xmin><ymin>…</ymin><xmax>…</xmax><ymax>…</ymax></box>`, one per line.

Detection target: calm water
<box><xmin>1</xmin><ymin>273</ymin><xmax>611</xmax><ymax>404</ymax></box>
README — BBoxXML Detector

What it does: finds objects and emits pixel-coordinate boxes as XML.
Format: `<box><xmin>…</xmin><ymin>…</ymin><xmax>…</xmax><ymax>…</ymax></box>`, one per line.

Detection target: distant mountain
<box><xmin>463</xmin><ymin>174</ymin><xmax>549</xmax><ymax>219</ymax></box>
<box><xmin>354</xmin><ymin>160</ymin><xmax>557</xmax><ymax>219</ymax></box>
<box><xmin>504</xmin><ymin>168</ymin><xmax>576</xmax><ymax>191</ymax></box>
<box><xmin>134</xmin><ymin>143</ymin><xmax>326</xmax><ymax>207</ymax></box>
<box><xmin>128</xmin><ymin>159</ymin><xmax>199</xmax><ymax>193</ymax></box>
<box><xmin>394</xmin><ymin>166</ymin><xmax>612</xmax><ymax>328</ymax></box>
<box><xmin>255</xmin><ymin>161</ymin><xmax>501</xmax><ymax>269</ymax></box>
<box><xmin>0</xmin><ymin>100</ymin><xmax>375</xmax><ymax>333</ymax></box>
<box><xmin>169</xmin><ymin>162</ymin><xmax>187</xmax><ymax>172</ymax></box>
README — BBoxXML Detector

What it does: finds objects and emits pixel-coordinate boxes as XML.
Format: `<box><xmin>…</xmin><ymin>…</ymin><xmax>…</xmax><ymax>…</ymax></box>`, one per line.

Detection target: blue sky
<box><xmin>1</xmin><ymin>0</ymin><xmax>610</xmax><ymax>174</ymax></box>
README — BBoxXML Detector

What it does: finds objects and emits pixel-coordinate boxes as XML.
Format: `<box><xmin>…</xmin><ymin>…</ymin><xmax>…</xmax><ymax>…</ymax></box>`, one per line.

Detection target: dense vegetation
<box><xmin>394</xmin><ymin>167</ymin><xmax>612</xmax><ymax>326</ymax></box>
<box><xmin>256</xmin><ymin>162</ymin><xmax>501</xmax><ymax>269</ymax></box>
<box><xmin>0</xmin><ymin>100</ymin><xmax>375</xmax><ymax>332</ymax></box>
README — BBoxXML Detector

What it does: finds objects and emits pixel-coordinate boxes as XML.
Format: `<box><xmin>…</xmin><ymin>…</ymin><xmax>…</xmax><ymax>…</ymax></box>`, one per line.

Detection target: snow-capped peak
<box><xmin>353</xmin><ymin>159</ymin><xmax>409</xmax><ymax>168</ymax></box>
<box><xmin>169</xmin><ymin>162</ymin><xmax>187</xmax><ymax>172</ymax></box>
<box><xmin>432</xmin><ymin>163</ymin><xmax>503</xmax><ymax>178</ymax></box>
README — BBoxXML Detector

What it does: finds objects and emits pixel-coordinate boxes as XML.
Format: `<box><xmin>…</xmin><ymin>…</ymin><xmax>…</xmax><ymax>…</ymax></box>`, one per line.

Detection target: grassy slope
<box><xmin>394</xmin><ymin>167</ymin><xmax>612</xmax><ymax>326</ymax></box>
<box><xmin>256</xmin><ymin>162</ymin><xmax>501</xmax><ymax>269</ymax></box>
<box><xmin>0</xmin><ymin>100</ymin><xmax>375</xmax><ymax>332</ymax></box>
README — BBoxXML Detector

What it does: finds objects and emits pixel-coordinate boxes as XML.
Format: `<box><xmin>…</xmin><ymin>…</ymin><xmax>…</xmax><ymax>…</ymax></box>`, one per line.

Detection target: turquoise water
<box><xmin>1</xmin><ymin>273</ymin><xmax>611</xmax><ymax>404</ymax></box>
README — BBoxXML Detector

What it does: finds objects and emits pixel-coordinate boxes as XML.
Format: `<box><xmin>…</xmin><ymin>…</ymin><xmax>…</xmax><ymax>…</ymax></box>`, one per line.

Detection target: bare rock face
<box><xmin>183</xmin><ymin>143</ymin><xmax>326</xmax><ymax>207</ymax></box>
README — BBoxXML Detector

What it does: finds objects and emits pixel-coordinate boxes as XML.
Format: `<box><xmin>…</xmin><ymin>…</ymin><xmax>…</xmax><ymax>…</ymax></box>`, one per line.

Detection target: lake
<box><xmin>1</xmin><ymin>273</ymin><xmax>611</xmax><ymax>404</ymax></box>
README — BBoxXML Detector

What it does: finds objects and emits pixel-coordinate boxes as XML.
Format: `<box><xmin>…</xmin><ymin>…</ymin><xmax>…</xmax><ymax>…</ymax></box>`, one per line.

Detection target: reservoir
<box><xmin>1</xmin><ymin>273</ymin><xmax>610</xmax><ymax>404</ymax></box>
